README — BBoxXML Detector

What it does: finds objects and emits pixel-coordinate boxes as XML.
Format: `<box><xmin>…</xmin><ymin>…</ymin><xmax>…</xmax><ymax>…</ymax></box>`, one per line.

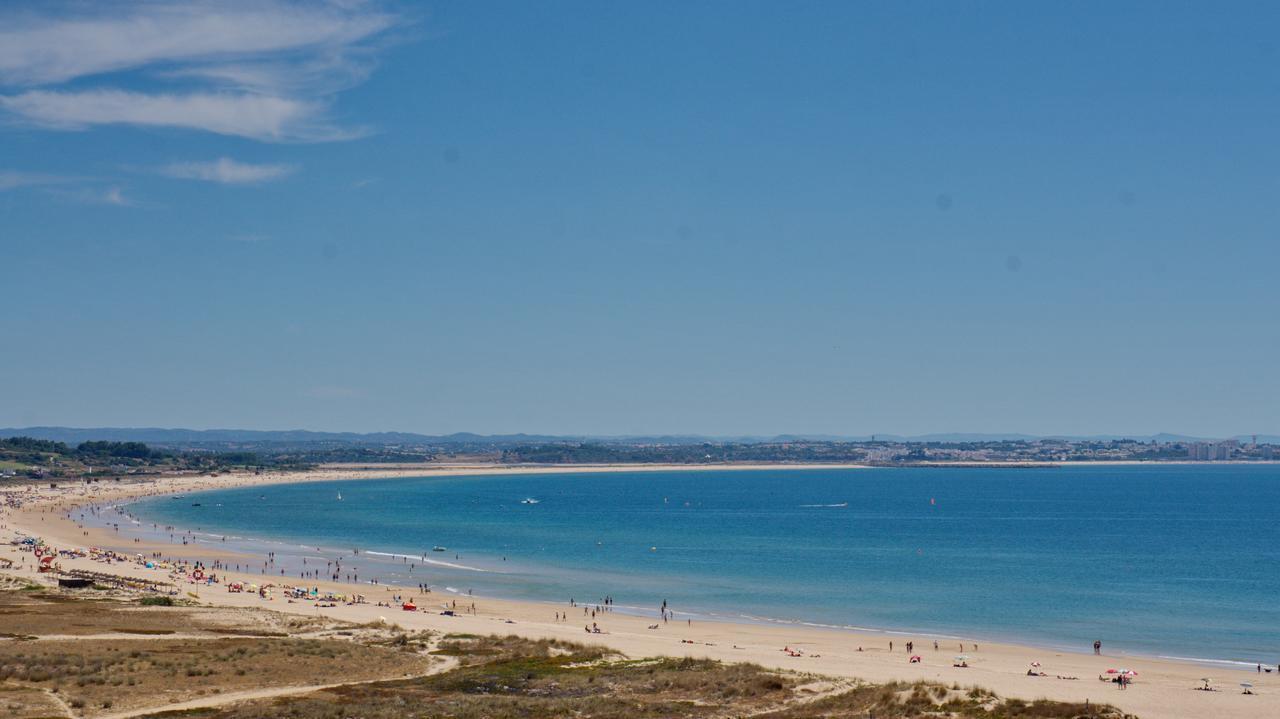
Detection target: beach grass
<box><xmin>0</xmin><ymin>636</ymin><xmax>433</xmax><ymax>717</ymax></box>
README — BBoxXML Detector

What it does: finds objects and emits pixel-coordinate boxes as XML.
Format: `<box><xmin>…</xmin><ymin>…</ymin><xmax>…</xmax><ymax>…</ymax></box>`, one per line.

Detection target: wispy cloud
<box><xmin>101</xmin><ymin>187</ymin><xmax>131</xmax><ymax>206</ymax></box>
<box><xmin>0</xmin><ymin>89</ymin><xmax>362</xmax><ymax>143</ymax></box>
<box><xmin>44</xmin><ymin>185</ymin><xmax>136</xmax><ymax>207</ymax></box>
<box><xmin>2</xmin><ymin>168</ymin><xmax>137</xmax><ymax>207</ymax></box>
<box><xmin>0</xmin><ymin>2</ymin><xmax>395</xmax><ymax>86</ymax></box>
<box><xmin>159</xmin><ymin>157</ymin><xmax>296</xmax><ymax>184</ymax></box>
<box><xmin>0</xmin><ymin>169</ymin><xmax>74</xmax><ymax>191</ymax></box>
<box><xmin>0</xmin><ymin>1</ymin><xmax>400</xmax><ymax>142</ymax></box>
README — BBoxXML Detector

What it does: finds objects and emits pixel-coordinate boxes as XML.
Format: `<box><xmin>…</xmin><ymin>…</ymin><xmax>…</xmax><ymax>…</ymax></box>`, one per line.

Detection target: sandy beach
<box><xmin>3</xmin><ymin>464</ymin><xmax>1276</xmax><ymax>719</ymax></box>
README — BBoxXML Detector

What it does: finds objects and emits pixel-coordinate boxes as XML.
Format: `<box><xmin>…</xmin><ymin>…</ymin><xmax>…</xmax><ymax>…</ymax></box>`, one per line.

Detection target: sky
<box><xmin>2</xmin><ymin>1</ymin><xmax>1278</xmax><ymax>438</ymax></box>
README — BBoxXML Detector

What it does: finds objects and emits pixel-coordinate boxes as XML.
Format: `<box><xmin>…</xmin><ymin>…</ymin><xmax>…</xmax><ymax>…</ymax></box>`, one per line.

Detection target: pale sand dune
<box><xmin>2</xmin><ymin>465</ymin><xmax>1276</xmax><ymax>719</ymax></box>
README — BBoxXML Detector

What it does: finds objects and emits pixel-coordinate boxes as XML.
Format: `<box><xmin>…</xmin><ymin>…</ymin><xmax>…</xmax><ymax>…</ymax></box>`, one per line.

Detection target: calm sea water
<box><xmin>118</xmin><ymin>465</ymin><xmax>1280</xmax><ymax>665</ymax></box>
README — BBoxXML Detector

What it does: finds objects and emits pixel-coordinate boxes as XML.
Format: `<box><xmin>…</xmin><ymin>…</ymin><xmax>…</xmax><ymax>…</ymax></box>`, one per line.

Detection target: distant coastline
<box><xmin>6</xmin><ymin>428</ymin><xmax>1276</xmax><ymax>487</ymax></box>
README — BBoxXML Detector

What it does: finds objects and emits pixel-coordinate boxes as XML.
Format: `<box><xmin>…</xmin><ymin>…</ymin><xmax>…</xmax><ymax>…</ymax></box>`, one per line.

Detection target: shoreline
<box><xmin>4</xmin><ymin>464</ymin><xmax>1278</xmax><ymax>719</ymax></box>
<box><xmin>75</xmin><ymin>496</ymin><xmax>1265</xmax><ymax>673</ymax></box>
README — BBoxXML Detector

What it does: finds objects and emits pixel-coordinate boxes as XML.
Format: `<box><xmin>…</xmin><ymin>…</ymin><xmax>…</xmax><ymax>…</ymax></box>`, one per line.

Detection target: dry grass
<box><xmin>0</xmin><ymin>636</ymin><xmax>433</xmax><ymax>717</ymax></box>
<box><xmin>0</xmin><ymin>582</ymin><xmax>286</xmax><ymax>638</ymax></box>
<box><xmin>0</xmin><ymin>684</ymin><xmax>68</xmax><ymax>719</ymax></box>
<box><xmin>754</xmin><ymin>680</ymin><xmax>1134</xmax><ymax>719</ymax></box>
<box><xmin>0</xmin><ymin>579</ymin><xmax>435</xmax><ymax>718</ymax></box>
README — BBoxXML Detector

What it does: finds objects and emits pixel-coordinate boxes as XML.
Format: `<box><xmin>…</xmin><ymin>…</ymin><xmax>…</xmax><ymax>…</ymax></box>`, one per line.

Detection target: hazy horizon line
<box><xmin>3</xmin><ymin>425</ymin><xmax>1277</xmax><ymax>444</ymax></box>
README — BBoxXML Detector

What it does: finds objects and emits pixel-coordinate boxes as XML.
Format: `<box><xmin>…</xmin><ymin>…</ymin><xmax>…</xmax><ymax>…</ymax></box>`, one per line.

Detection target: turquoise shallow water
<box><xmin>118</xmin><ymin>465</ymin><xmax>1280</xmax><ymax>665</ymax></box>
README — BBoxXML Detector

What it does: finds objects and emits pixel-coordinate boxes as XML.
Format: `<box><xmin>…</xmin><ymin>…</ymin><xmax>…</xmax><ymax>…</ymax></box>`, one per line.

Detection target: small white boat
<box><xmin>337</xmin><ymin>491</ymin><xmax>343</xmax><ymax>501</ymax></box>
<box><xmin>520</xmin><ymin>498</ymin><xmax>540</xmax><ymax>505</ymax></box>
<box><xmin>432</xmin><ymin>546</ymin><xmax>446</xmax><ymax>552</ymax></box>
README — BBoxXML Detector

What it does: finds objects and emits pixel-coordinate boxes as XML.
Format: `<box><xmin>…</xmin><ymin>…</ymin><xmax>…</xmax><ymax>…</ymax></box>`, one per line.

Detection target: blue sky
<box><xmin>2</xmin><ymin>1</ymin><xmax>1277</xmax><ymax>437</ymax></box>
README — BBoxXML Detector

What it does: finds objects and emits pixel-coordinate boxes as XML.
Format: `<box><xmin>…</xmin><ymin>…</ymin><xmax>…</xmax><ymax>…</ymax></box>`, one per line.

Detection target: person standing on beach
<box><xmin>1094</xmin><ymin>640</ymin><xmax>1101</xmax><ymax>655</ymax></box>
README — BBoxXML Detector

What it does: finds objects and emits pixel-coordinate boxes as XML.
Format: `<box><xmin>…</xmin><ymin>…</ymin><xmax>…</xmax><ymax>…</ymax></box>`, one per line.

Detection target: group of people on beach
<box><xmin>886</xmin><ymin>640</ymin><xmax>974</xmax><ymax>653</ymax></box>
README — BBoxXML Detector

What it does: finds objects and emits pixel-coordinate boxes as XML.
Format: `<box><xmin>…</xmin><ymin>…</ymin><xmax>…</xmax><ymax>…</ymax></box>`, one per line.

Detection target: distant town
<box><xmin>500</xmin><ymin>437</ymin><xmax>1277</xmax><ymax>465</ymax></box>
<box><xmin>1</xmin><ymin>431</ymin><xmax>1275</xmax><ymax>481</ymax></box>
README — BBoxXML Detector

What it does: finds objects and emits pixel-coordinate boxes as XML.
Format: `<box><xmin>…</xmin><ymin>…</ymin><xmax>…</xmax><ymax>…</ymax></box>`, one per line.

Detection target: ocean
<box><xmin>110</xmin><ymin>464</ymin><xmax>1280</xmax><ymax>666</ymax></box>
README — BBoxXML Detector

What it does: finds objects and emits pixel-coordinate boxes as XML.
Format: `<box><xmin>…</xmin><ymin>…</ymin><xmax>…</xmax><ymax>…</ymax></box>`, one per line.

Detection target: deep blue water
<box><xmin>119</xmin><ymin>465</ymin><xmax>1280</xmax><ymax>665</ymax></box>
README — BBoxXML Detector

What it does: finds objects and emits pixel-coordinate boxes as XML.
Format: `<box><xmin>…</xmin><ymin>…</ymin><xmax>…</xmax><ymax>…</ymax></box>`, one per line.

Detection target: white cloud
<box><xmin>0</xmin><ymin>89</ymin><xmax>360</xmax><ymax>142</ymax></box>
<box><xmin>159</xmin><ymin>157</ymin><xmax>296</xmax><ymax>184</ymax></box>
<box><xmin>162</xmin><ymin>49</ymin><xmax>379</xmax><ymax>97</ymax></box>
<box><xmin>0</xmin><ymin>1</ymin><xmax>399</xmax><ymax>142</ymax></box>
<box><xmin>0</xmin><ymin>2</ymin><xmax>395</xmax><ymax>86</ymax></box>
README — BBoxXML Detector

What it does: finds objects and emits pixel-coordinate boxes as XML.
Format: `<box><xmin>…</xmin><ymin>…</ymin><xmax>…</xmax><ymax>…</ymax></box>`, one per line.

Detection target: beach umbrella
<box><xmin>1030</xmin><ymin>662</ymin><xmax>1041</xmax><ymax>668</ymax></box>
<box><xmin>955</xmin><ymin>655</ymin><xmax>969</xmax><ymax>661</ymax></box>
<box><xmin>1240</xmin><ymin>682</ymin><xmax>1253</xmax><ymax>689</ymax></box>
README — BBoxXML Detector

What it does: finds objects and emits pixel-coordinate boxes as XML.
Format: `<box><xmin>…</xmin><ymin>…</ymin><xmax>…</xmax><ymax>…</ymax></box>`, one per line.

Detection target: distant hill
<box><xmin>3</xmin><ymin>426</ymin><xmax>1275</xmax><ymax>446</ymax></box>
<box><xmin>0</xmin><ymin>427</ymin><xmax>569</xmax><ymax>446</ymax></box>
